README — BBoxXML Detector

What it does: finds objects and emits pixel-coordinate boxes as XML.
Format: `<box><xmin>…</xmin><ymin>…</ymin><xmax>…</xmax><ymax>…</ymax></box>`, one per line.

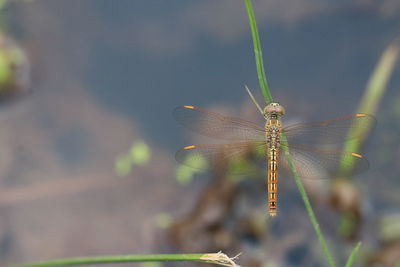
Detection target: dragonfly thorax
<box><xmin>266</xmin><ymin>121</ymin><xmax>282</xmax><ymax>149</ymax></box>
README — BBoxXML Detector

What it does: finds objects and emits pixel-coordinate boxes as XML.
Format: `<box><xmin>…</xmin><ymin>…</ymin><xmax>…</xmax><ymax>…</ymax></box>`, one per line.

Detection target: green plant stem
<box><xmin>244</xmin><ymin>0</ymin><xmax>273</xmax><ymax>103</ymax></box>
<box><xmin>345</xmin><ymin>242</ymin><xmax>362</xmax><ymax>267</ymax></box>
<box><xmin>244</xmin><ymin>1</ymin><xmax>336</xmax><ymax>266</ymax></box>
<box><xmin>340</xmin><ymin>40</ymin><xmax>399</xmax><ymax>173</ymax></box>
<box><xmin>10</xmin><ymin>253</ymin><xmax>240</xmax><ymax>267</ymax></box>
<box><xmin>281</xmin><ymin>137</ymin><xmax>336</xmax><ymax>267</ymax></box>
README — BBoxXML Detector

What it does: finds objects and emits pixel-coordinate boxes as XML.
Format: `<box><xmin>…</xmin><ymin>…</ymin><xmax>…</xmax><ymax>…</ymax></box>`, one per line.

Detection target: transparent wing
<box><xmin>173</xmin><ymin>105</ymin><xmax>266</xmax><ymax>141</ymax></box>
<box><xmin>283</xmin><ymin>113</ymin><xmax>376</xmax><ymax>146</ymax></box>
<box><xmin>176</xmin><ymin>142</ymin><xmax>266</xmax><ymax>175</ymax></box>
<box><xmin>280</xmin><ymin>144</ymin><xmax>369</xmax><ymax>180</ymax></box>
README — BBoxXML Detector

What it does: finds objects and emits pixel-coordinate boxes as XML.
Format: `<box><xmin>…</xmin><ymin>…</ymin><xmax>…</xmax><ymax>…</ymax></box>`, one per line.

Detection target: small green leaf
<box><xmin>338</xmin><ymin>212</ymin><xmax>357</xmax><ymax>238</ymax></box>
<box><xmin>130</xmin><ymin>140</ymin><xmax>151</xmax><ymax>165</ymax></box>
<box><xmin>115</xmin><ymin>154</ymin><xmax>132</xmax><ymax>177</ymax></box>
<box><xmin>175</xmin><ymin>165</ymin><xmax>195</xmax><ymax>185</ymax></box>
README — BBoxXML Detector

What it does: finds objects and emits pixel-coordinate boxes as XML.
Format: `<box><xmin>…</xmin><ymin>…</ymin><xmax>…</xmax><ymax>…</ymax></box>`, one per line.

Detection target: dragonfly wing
<box><xmin>173</xmin><ymin>105</ymin><xmax>265</xmax><ymax>141</ymax></box>
<box><xmin>283</xmin><ymin>113</ymin><xmax>376</xmax><ymax>146</ymax></box>
<box><xmin>280</xmin><ymin>144</ymin><xmax>370</xmax><ymax>180</ymax></box>
<box><xmin>176</xmin><ymin>141</ymin><xmax>266</xmax><ymax>175</ymax></box>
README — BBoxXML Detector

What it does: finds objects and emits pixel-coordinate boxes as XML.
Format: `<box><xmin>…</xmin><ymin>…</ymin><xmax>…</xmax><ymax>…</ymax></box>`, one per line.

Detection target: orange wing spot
<box><xmin>183</xmin><ymin>145</ymin><xmax>196</xmax><ymax>150</ymax></box>
<box><xmin>351</xmin><ymin>152</ymin><xmax>363</xmax><ymax>158</ymax></box>
<box><xmin>355</xmin><ymin>113</ymin><xmax>367</xmax><ymax>117</ymax></box>
<box><xmin>183</xmin><ymin>105</ymin><xmax>195</xmax><ymax>109</ymax></box>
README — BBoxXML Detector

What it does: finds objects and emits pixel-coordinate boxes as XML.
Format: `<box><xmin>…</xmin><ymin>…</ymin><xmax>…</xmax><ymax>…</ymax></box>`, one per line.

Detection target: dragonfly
<box><xmin>174</xmin><ymin>100</ymin><xmax>375</xmax><ymax>217</ymax></box>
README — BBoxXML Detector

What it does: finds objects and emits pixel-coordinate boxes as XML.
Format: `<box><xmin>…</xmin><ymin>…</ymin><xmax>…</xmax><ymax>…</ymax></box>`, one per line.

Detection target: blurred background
<box><xmin>0</xmin><ymin>0</ymin><xmax>400</xmax><ymax>266</ymax></box>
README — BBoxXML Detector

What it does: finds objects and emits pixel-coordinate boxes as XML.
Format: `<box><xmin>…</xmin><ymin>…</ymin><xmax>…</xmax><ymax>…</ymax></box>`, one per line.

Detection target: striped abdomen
<box><xmin>268</xmin><ymin>148</ymin><xmax>279</xmax><ymax>216</ymax></box>
<box><xmin>266</xmin><ymin>119</ymin><xmax>282</xmax><ymax>217</ymax></box>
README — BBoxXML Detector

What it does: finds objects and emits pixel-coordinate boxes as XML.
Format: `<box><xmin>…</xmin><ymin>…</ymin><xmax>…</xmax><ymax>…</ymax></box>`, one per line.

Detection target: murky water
<box><xmin>1</xmin><ymin>1</ymin><xmax>399</xmax><ymax>266</ymax></box>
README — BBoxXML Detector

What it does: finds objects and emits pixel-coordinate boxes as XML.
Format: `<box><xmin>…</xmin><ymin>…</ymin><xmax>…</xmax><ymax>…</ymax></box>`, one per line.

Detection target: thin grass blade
<box><xmin>340</xmin><ymin>40</ymin><xmax>399</xmax><ymax>173</ymax></box>
<box><xmin>345</xmin><ymin>242</ymin><xmax>362</xmax><ymax>267</ymax></box>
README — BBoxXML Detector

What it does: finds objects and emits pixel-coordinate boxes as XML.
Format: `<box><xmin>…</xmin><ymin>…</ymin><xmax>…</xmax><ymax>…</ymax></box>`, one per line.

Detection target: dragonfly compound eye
<box><xmin>264</xmin><ymin>103</ymin><xmax>285</xmax><ymax>117</ymax></box>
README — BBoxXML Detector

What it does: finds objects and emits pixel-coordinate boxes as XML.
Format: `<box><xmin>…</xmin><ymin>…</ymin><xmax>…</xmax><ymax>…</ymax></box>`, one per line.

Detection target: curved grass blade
<box><xmin>9</xmin><ymin>253</ymin><xmax>241</xmax><ymax>267</ymax></box>
<box><xmin>345</xmin><ymin>242</ymin><xmax>362</xmax><ymax>267</ymax></box>
<box><xmin>340</xmin><ymin>40</ymin><xmax>399</xmax><ymax>174</ymax></box>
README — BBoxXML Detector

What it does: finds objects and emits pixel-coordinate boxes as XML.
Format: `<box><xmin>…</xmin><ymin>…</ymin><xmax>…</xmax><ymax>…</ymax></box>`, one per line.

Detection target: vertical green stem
<box><xmin>244</xmin><ymin>0</ymin><xmax>273</xmax><ymax>104</ymax></box>
<box><xmin>244</xmin><ymin>1</ymin><xmax>336</xmax><ymax>266</ymax></box>
<box><xmin>281</xmin><ymin>137</ymin><xmax>336</xmax><ymax>267</ymax></box>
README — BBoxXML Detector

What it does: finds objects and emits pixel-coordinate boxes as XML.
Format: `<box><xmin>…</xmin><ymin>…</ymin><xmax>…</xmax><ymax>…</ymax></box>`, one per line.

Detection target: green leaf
<box><xmin>114</xmin><ymin>154</ymin><xmax>132</xmax><ymax>177</ymax></box>
<box><xmin>130</xmin><ymin>140</ymin><xmax>151</xmax><ymax>165</ymax></box>
<box><xmin>175</xmin><ymin>165</ymin><xmax>195</xmax><ymax>185</ymax></box>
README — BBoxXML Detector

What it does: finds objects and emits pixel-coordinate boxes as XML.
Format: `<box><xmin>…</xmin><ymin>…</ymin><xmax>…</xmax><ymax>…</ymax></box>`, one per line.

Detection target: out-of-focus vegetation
<box><xmin>0</xmin><ymin>32</ymin><xmax>29</xmax><ymax>101</ymax></box>
<box><xmin>1</xmin><ymin>0</ymin><xmax>400</xmax><ymax>267</ymax></box>
<box><xmin>175</xmin><ymin>152</ymin><xmax>207</xmax><ymax>185</ymax></box>
<box><xmin>115</xmin><ymin>140</ymin><xmax>151</xmax><ymax>177</ymax></box>
<box><xmin>171</xmin><ymin>2</ymin><xmax>400</xmax><ymax>266</ymax></box>
<box><xmin>340</xmin><ymin>40</ymin><xmax>399</xmax><ymax>174</ymax></box>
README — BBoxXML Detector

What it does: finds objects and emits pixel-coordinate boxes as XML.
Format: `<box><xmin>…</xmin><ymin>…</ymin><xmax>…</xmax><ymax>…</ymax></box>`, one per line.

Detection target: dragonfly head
<box><xmin>264</xmin><ymin>102</ymin><xmax>285</xmax><ymax>118</ymax></box>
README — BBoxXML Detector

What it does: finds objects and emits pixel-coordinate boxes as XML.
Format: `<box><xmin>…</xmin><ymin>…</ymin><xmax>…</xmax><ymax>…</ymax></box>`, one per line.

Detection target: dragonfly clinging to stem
<box><xmin>174</xmin><ymin>88</ymin><xmax>375</xmax><ymax>217</ymax></box>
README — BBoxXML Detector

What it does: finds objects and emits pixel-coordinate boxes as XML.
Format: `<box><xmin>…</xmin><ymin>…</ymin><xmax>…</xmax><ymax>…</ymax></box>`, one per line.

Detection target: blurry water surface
<box><xmin>0</xmin><ymin>1</ymin><xmax>399</xmax><ymax>266</ymax></box>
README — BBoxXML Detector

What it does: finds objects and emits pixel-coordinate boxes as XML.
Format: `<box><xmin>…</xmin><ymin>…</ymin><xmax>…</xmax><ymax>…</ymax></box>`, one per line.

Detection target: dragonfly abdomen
<box><xmin>268</xmin><ymin>148</ymin><xmax>279</xmax><ymax>216</ymax></box>
<box><xmin>266</xmin><ymin>118</ymin><xmax>282</xmax><ymax>217</ymax></box>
